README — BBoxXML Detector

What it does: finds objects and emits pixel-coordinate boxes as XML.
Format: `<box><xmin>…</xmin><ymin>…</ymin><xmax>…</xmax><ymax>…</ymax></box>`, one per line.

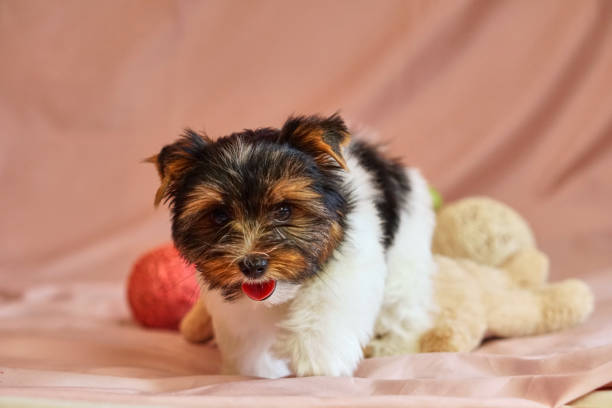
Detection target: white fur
<box><xmin>368</xmin><ymin>168</ymin><xmax>436</xmax><ymax>356</ymax></box>
<box><xmin>202</xmin><ymin>148</ymin><xmax>435</xmax><ymax>378</ymax></box>
<box><xmin>205</xmin><ymin>290</ymin><xmax>292</xmax><ymax>378</ymax></box>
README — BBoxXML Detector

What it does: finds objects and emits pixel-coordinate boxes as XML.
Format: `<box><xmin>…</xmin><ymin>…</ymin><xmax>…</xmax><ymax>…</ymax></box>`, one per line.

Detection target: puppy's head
<box><xmin>149</xmin><ymin>114</ymin><xmax>352</xmax><ymax>301</ymax></box>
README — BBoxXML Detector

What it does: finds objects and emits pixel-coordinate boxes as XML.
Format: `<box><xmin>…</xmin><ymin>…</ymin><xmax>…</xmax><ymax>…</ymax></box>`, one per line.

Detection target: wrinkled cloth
<box><xmin>1</xmin><ymin>0</ymin><xmax>611</xmax><ymax>407</ymax></box>
<box><xmin>0</xmin><ymin>274</ymin><xmax>611</xmax><ymax>407</ymax></box>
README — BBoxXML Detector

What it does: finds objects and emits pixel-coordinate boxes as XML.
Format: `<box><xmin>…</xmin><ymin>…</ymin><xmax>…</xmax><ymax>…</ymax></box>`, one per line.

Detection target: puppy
<box><xmin>150</xmin><ymin>114</ymin><xmax>435</xmax><ymax>378</ymax></box>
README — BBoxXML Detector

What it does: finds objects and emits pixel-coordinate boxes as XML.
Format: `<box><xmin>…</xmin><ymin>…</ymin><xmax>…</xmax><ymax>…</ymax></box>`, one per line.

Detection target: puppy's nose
<box><xmin>238</xmin><ymin>255</ymin><xmax>268</xmax><ymax>279</ymax></box>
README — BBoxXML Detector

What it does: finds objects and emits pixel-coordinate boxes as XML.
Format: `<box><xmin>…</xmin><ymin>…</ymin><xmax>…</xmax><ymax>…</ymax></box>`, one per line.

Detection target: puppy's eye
<box><xmin>273</xmin><ymin>203</ymin><xmax>292</xmax><ymax>222</ymax></box>
<box><xmin>211</xmin><ymin>208</ymin><xmax>231</xmax><ymax>225</ymax></box>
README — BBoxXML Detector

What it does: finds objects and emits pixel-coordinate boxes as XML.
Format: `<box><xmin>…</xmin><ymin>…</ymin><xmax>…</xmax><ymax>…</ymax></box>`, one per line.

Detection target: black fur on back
<box><xmin>349</xmin><ymin>140</ymin><xmax>411</xmax><ymax>248</ymax></box>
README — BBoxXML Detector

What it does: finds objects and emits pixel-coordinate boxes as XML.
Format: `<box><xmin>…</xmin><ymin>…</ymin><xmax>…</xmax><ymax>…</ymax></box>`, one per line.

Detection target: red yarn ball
<box><xmin>127</xmin><ymin>243</ymin><xmax>199</xmax><ymax>330</ymax></box>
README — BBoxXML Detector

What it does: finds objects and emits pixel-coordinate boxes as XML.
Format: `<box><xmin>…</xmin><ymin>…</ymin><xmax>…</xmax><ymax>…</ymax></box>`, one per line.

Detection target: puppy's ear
<box><xmin>146</xmin><ymin>129</ymin><xmax>210</xmax><ymax>206</ymax></box>
<box><xmin>280</xmin><ymin>113</ymin><xmax>351</xmax><ymax>170</ymax></box>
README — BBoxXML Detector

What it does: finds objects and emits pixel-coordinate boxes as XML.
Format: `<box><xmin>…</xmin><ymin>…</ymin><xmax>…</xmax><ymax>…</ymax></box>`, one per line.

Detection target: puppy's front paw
<box><xmin>272</xmin><ymin>329</ymin><xmax>361</xmax><ymax>377</ymax></box>
<box><xmin>179</xmin><ymin>298</ymin><xmax>213</xmax><ymax>343</ymax></box>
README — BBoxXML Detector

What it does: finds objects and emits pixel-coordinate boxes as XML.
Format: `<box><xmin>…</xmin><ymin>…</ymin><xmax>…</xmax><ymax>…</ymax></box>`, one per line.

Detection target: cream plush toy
<box><xmin>417</xmin><ymin>197</ymin><xmax>594</xmax><ymax>353</ymax></box>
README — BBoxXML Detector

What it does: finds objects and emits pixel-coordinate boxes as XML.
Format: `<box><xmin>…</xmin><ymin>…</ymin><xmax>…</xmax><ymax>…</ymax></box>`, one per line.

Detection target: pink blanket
<box><xmin>1</xmin><ymin>1</ymin><xmax>611</xmax><ymax>407</ymax></box>
<box><xmin>1</xmin><ymin>274</ymin><xmax>611</xmax><ymax>407</ymax></box>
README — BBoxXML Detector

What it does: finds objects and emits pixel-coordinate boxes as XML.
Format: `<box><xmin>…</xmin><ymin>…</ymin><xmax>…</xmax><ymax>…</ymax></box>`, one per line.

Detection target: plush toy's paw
<box><xmin>179</xmin><ymin>298</ymin><xmax>213</xmax><ymax>343</ymax></box>
<box><xmin>419</xmin><ymin>325</ymin><xmax>481</xmax><ymax>352</ymax></box>
<box><xmin>537</xmin><ymin>279</ymin><xmax>594</xmax><ymax>333</ymax></box>
<box><xmin>365</xmin><ymin>332</ymin><xmax>420</xmax><ymax>358</ymax></box>
<box><xmin>272</xmin><ymin>329</ymin><xmax>361</xmax><ymax>377</ymax></box>
<box><xmin>502</xmin><ymin>248</ymin><xmax>549</xmax><ymax>287</ymax></box>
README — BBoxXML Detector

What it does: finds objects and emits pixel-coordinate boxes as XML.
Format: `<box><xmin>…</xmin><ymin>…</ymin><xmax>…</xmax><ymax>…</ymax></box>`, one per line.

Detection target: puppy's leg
<box><xmin>180</xmin><ymin>296</ymin><xmax>214</xmax><ymax>343</ymax></box>
<box><xmin>273</xmin><ymin>248</ymin><xmax>387</xmax><ymax>376</ymax></box>
<box><xmin>206</xmin><ymin>291</ymin><xmax>292</xmax><ymax>378</ymax></box>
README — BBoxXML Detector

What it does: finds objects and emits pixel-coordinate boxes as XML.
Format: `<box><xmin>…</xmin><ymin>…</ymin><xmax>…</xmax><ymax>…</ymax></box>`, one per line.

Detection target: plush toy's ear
<box><xmin>146</xmin><ymin>129</ymin><xmax>211</xmax><ymax>206</ymax></box>
<box><xmin>280</xmin><ymin>113</ymin><xmax>351</xmax><ymax>170</ymax></box>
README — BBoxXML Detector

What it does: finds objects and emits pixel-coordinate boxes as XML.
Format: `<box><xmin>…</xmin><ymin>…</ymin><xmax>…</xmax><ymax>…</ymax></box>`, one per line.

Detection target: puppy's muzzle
<box><xmin>238</xmin><ymin>255</ymin><xmax>268</xmax><ymax>279</ymax></box>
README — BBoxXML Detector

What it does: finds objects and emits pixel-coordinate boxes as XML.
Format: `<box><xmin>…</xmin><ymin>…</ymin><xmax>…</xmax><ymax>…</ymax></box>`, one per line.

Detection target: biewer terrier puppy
<box><xmin>150</xmin><ymin>114</ymin><xmax>435</xmax><ymax>378</ymax></box>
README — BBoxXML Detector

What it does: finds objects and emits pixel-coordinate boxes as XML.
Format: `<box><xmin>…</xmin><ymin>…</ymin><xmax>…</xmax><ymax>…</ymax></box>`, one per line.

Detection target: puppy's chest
<box><xmin>207</xmin><ymin>292</ymin><xmax>291</xmax><ymax>377</ymax></box>
<box><xmin>214</xmin><ymin>296</ymin><xmax>288</xmax><ymax>335</ymax></box>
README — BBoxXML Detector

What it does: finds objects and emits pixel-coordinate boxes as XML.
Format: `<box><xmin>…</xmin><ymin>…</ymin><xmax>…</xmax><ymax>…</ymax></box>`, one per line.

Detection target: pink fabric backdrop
<box><xmin>1</xmin><ymin>0</ymin><xmax>611</xmax><ymax>407</ymax></box>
